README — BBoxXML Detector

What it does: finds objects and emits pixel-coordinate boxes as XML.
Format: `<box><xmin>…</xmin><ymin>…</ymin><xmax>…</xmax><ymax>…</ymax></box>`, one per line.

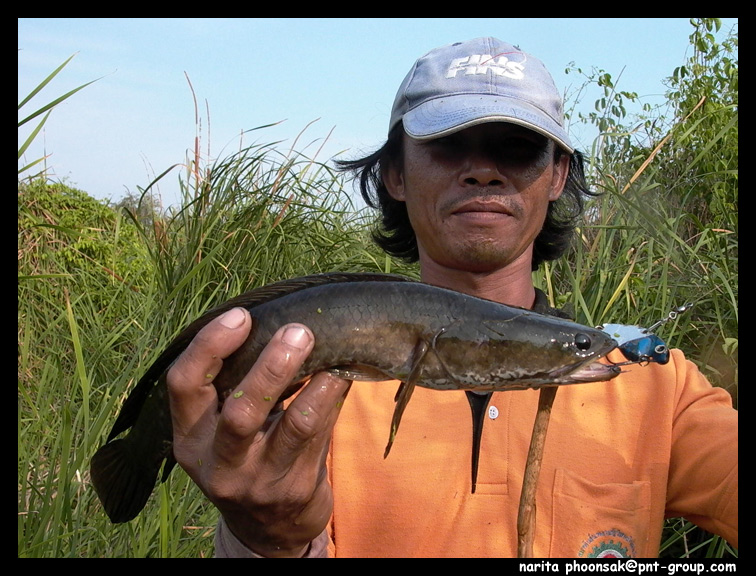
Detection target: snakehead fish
<box><xmin>91</xmin><ymin>272</ymin><xmax>621</xmax><ymax>523</ymax></box>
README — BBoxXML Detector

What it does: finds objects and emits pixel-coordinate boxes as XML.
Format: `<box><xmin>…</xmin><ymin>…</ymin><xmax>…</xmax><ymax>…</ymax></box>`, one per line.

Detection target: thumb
<box><xmin>167</xmin><ymin>307</ymin><xmax>252</xmax><ymax>433</ymax></box>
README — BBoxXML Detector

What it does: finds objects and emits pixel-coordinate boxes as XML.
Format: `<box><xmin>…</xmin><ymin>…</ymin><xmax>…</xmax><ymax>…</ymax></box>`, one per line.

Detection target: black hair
<box><xmin>336</xmin><ymin>122</ymin><xmax>597</xmax><ymax>271</ymax></box>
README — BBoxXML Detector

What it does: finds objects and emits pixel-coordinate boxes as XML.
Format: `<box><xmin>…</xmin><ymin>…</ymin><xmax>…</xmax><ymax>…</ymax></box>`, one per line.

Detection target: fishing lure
<box><xmin>599</xmin><ymin>303</ymin><xmax>694</xmax><ymax>366</ymax></box>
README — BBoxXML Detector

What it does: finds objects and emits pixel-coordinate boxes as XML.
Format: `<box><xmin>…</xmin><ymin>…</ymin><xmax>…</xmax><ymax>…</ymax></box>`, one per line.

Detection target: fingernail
<box><xmin>282</xmin><ymin>325</ymin><xmax>309</xmax><ymax>350</ymax></box>
<box><xmin>219</xmin><ymin>308</ymin><xmax>246</xmax><ymax>329</ymax></box>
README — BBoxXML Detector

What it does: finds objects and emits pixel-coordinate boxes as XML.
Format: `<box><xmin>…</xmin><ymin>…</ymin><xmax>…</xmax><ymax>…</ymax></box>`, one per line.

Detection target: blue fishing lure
<box><xmin>599</xmin><ymin>303</ymin><xmax>693</xmax><ymax>366</ymax></box>
<box><xmin>599</xmin><ymin>323</ymin><xmax>670</xmax><ymax>365</ymax></box>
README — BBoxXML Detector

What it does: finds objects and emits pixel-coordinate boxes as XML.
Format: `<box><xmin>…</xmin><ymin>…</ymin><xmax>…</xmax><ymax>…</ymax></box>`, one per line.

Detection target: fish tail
<box><xmin>90</xmin><ymin>437</ymin><xmax>173</xmax><ymax>523</ymax></box>
<box><xmin>92</xmin><ymin>369</ymin><xmax>176</xmax><ymax>522</ymax></box>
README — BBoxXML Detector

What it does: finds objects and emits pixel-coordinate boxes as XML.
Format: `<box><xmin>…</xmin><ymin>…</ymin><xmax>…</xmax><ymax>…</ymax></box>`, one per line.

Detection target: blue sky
<box><xmin>18</xmin><ymin>18</ymin><xmax>738</xmax><ymax>208</ymax></box>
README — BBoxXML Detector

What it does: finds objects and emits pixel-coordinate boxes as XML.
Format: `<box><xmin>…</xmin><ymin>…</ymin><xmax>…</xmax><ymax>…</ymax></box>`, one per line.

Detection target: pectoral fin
<box><xmin>384</xmin><ymin>340</ymin><xmax>430</xmax><ymax>458</ymax></box>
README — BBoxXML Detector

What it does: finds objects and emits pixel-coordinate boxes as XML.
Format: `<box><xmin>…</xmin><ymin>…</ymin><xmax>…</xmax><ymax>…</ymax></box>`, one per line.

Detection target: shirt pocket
<box><xmin>548</xmin><ymin>468</ymin><xmax>651</xmax><ymax>558</ymax></box>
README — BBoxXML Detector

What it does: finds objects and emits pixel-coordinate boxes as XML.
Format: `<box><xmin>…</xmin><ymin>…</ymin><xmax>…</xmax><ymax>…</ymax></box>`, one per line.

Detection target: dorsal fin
<box><xmin>173</xmin><ymin>273</ymin><xmax>415</xmax><ymax>355</ymax></box>
<box><xmin>207</xmin><ymin>272</ymin><xmax>414</xmax><ymax>320</ymax></box>
<box><xmin>108</xmin><ymin>272</ymin><xmax>415</xmax><ymax>441</ymax></box>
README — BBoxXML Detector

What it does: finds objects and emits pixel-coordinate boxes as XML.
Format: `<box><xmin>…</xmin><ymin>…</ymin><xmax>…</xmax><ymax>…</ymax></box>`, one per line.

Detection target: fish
<box><xmin>91</xmin><ymin>272</ymin><xmax>621</xmax><ymax>523</ymax></box>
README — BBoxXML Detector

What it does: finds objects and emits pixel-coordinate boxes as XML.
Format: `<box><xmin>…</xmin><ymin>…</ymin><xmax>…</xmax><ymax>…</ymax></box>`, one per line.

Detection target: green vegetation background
<box><xmin>18</xmin><ymin>19</ymin><xmax>737</xmax><ymax>558</ymax></box>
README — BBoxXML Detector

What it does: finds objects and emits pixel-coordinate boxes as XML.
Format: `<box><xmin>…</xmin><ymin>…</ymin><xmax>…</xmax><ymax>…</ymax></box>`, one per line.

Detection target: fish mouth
<box><xmin>494</xmin><ymin>354</ymin><xmax>621</xmax><ymax>390</ymax></box>
<box><xmin>557</xmin><ymin>360</ymin><xmax>622</xmax><ymax>383</ymax></box>
<box><xmin>549</xmin><ymin>341</ymin><xmax>622</xmax><ymax>384</ymax></box>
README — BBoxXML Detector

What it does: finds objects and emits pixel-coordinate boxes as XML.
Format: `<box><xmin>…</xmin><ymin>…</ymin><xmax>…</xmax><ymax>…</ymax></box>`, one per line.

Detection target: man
<box><xmin>166</xmin><ymin>38</ymin><xmax>738</xmax><ymax>557</ymax></box>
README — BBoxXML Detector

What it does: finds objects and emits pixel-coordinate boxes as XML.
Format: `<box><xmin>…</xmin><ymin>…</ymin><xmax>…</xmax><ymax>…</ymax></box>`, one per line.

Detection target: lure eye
<box><xmin>654</xmin><ymin>344</ymin><xmax>667</xmax><ymax>355</ymax></box>
<box><xmin>574</xmin><ymin>333</ymin><xmax>592</xmax><ymax>351</ymax></box>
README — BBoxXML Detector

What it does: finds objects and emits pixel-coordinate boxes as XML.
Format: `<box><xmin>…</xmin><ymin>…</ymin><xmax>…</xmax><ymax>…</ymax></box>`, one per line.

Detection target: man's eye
<box><xmin>426</xmin><ymin>133</ymin><xmax>550</xmax><ymax>162</ymax></box>
<box><xmin>430</xmin><ymin>136</ymin><xmax>461</xmax><ymax>149</ymax></box>
<box><xmin>500</xmin><ymin>137</ymin><xmax>546</xmax><ymax>151</ymax></box>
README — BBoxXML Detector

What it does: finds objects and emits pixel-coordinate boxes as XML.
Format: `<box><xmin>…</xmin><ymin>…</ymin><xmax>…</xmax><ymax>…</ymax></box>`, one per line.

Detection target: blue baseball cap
<box><xmin>389</xmin><ymin>37</ymin><xmax>573</xmax><ymax>153</ymax></box>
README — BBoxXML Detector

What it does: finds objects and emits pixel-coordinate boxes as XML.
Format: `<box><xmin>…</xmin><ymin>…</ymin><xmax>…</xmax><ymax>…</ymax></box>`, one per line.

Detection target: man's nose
<box><xmin>460</xmin><ymin>152</ymin><xmax>506</xmax><ymax>186</ymax></box>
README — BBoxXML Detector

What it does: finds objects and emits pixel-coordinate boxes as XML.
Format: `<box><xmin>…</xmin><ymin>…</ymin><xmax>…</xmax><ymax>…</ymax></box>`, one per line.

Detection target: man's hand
<box><xmin>167</xmin><ymin>307</ymin><xmax>350</xmax><ymax>557</ymax></box>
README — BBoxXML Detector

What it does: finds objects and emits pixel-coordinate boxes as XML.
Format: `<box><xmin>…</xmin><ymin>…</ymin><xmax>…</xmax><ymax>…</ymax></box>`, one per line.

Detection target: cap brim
<box><xmin>402</xmin><ymin>94</ymin><xmax>574</xmax><ymax>153</ymax></box>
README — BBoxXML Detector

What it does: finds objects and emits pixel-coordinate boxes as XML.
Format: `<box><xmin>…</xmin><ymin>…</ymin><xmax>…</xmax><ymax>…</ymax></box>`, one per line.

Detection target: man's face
<box><xmin>384</xmin><ymin>123</ymin><xmax>570</xmax><ymax>275</ymax></box>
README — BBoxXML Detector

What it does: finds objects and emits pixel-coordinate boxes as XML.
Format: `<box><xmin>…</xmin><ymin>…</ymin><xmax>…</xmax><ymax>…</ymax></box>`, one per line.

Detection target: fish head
<box><xmin>514</xmin><ymin>315</ymin><xmax>622</xmax><ymax>384</ymax></box>
<box><xmin>431</xmin><ymin>311</ymin><xmax>621</xmax><ymax>389</ymax></box>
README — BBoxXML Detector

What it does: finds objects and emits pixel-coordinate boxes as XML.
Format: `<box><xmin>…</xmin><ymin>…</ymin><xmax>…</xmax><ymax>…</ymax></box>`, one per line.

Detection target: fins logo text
<box><xmin>446</xmin><ymin>55</ymin><xmax>525</xmax><ymax>79</ymax></box>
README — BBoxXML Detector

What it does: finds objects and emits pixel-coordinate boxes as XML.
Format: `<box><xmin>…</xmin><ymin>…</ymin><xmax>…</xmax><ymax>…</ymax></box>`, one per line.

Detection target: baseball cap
<box><xmin>389</xmin><ymin>37</ymin><xmax>573</xmax><ymax>153</ymax></box>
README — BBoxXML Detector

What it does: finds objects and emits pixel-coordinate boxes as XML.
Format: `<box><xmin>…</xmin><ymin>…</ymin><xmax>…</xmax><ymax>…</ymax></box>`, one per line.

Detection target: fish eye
<box><xmin>574</xmin><ymin>333</ymin><xmax>592</xmax><ymax>350</ymax></box>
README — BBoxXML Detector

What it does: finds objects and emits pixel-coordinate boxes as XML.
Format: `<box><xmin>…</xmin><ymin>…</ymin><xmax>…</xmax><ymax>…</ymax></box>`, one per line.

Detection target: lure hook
<box><xmin>646</xmin><ymin>302</ymin><xmax>694</xmax><ymax>333</ymax></box>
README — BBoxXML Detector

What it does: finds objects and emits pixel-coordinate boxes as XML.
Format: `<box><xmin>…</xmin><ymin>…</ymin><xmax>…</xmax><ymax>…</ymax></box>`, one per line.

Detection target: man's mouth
<box><xmin>451</xmin><ymin>200</ymin><xmax>514</xmax><ymax>218</ymax></box>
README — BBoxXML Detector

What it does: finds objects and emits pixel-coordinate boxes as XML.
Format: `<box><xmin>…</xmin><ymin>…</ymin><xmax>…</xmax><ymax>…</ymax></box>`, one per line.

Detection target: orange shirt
<box><xmin>325</xmin><ymin>348</ymin><xmax>737</xmax><ymax>557</ymax></box>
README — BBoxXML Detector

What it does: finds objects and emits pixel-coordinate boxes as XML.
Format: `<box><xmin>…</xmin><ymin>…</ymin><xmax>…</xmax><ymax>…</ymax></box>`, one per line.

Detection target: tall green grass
<box><xmin>18</xmin><ymin>53</ymin><xmax>99</xmax><ymax>179</ymax></box>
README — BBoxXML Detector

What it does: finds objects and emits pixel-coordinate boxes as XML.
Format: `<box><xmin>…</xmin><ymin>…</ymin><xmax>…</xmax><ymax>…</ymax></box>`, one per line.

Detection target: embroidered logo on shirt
<box><xmin>578</xmin><ymin>528</ymin><xmax>636</xmax><ymax>558</ymax></box>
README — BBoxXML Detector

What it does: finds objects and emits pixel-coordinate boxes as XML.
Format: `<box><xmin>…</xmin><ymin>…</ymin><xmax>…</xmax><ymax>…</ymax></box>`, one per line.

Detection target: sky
<box><xmin>18</xmin><ymin>18</ymin><xmax>738</xmax><ymax>209</ymax></box>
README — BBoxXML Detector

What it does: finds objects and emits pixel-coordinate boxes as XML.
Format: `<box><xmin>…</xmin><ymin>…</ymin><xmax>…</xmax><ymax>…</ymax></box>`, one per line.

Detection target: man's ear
<box><xmin>383</xmin><ymin>161</ymin><xmax>406</xmax><ymax>201</ymax></box>
<box><xmin>549</xmin><ymin>152</ymin><xmax>570</xmax><ymax>201</ymax></box>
